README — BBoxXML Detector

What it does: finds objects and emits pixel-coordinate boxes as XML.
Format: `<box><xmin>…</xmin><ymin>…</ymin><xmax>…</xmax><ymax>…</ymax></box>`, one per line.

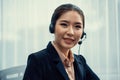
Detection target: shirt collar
<box><xmin>52</xmin><ymin>41</ymin><xmax>74</xmax><ymax>67</ymax></box>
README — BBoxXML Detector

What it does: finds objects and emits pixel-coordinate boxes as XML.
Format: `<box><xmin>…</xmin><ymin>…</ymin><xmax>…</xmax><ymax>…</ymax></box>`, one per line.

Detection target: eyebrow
<box><xmin>59</xmin><ymin>20</ymin><xmax>69</xmax><ymax>23</ymax></box>
<box><xmin>74</xmin><ymin>22</ymin><xmax>82</xmax><ymax>25</ymax></box>
<box><xmin>59</xmin><ymin>20</ymin><xmax>82</xmax><ymax>25</ymax></box>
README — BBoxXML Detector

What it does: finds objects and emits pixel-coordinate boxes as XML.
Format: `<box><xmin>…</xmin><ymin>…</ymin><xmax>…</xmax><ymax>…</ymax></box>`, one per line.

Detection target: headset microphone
<box><xmin>78</xmin><ymin>32</ymin><xmax>87</xmax><ymax>45</ymax></box>
<box><xmin>78</xmin><ymin>32</ymin><xmax>86</xmax><ymax>55</ymax></box>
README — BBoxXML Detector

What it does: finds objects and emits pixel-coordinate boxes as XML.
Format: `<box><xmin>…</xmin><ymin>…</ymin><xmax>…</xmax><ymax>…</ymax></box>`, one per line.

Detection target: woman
<box><xmin>23</xmin><ymin>3</ymin><xmax>100</xmax><ymax>80</ymax></box>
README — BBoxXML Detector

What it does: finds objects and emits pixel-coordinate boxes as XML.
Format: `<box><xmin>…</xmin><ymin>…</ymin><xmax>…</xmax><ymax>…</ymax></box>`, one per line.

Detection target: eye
<box><xmin>75</xmin><ymin>25</ymin><xmax>82</xmax><ymax>29</ymax></box>
<box><xmin>60</xmin><ymin>23</ymin><xmax>68</xmax><ymax>27</ymax></box>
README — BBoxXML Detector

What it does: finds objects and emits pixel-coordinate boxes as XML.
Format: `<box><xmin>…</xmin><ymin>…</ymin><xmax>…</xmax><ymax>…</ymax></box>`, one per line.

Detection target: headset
<box><xmin>78</xmin><ymin>32</ymin><xmax>86</xmax><ymax>45</ymax></box>
<box><xmin>49</xmin><ymin>23</ymin><xmax>87</xmax><ymax>45</ymax></box>
<box><xmin>49</xmin><ymin>23</ymin><xmax>54</xmax><ymax>33</ymax></box>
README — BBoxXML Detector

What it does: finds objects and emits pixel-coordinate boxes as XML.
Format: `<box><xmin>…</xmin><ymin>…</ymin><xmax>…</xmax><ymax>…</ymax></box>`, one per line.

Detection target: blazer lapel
<box><xmin>74</xmin><ymin>55</ymin><xmax>85</xmax><ymax>80</ymax></box>
<box><xmin>47</xmin><ymin>42</ymin><xmax>69</xmax><ymax>80</ymax></box>
<box><xmin>56</xmin><ymin>61</ymin><xmax>69</xmax><ymax>80</ymax></box>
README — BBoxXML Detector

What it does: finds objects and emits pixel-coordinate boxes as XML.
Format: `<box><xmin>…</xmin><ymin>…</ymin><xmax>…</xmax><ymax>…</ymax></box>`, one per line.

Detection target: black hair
<box><xmin>49</xmin><ymin>3</ymin><xmax>85</xmax><ymax>33</ymax></box>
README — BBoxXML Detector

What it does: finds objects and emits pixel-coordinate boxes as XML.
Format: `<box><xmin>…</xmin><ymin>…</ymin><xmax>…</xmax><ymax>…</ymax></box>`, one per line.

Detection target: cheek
<box><xmin>76</xmin><ymin>36</ymin><xmax>81</xmax><ymax>41</ymax></box>
<box><xmin>75</xmin><ymin>33</ymin><xmax>82</xmax><ymax>41</ymax></box>
<box><xmin>54</xmin><ymin>31</ymin><xmax>63</xmax><ymax>41</ymax></box>
<box><xmin>55</xmin><ymin>27</ymin><xmax>65</xmax><ymax>38</ymax></box>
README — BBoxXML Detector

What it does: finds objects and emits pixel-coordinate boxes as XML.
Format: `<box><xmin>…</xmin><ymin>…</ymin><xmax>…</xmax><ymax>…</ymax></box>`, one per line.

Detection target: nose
<box><xmin>66</xmin><ymin>26</ymin><xmax>74</xmax><ymax>36</ymax></box>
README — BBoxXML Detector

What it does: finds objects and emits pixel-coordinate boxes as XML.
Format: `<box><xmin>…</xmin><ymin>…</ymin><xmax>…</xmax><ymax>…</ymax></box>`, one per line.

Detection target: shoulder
<box><xmin>27</xmin><ymin>49</ymin><xmax>49</xmax><ymax>64</ymax></box>
<box><xmin>74</xmin><ymin>54</ymin><xmax>100</xmax><ymax>80</ymax></box>
<box><xmin>32</xmin><ymin>49</ymin><xmax>48</xmax><ymax>58</ymax></box>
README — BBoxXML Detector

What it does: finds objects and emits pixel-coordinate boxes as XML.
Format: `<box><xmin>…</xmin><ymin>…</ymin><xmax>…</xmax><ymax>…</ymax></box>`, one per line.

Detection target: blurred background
<box><xmin>0</xmin><ymin>0</ymin><xmax>120</xmax><ymax>80</ymax></box>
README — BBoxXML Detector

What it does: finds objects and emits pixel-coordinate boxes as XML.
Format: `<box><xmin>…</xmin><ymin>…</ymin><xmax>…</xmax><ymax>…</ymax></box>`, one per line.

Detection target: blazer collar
<box><xmin>74</xmin><ymin>55</ymin><xmax>85</xmax><ymax>80</ymax></box>
<box><xmin>46</xmin><ymin>42</ymin><xmax>69</xmax><ymax>80</ymax></box>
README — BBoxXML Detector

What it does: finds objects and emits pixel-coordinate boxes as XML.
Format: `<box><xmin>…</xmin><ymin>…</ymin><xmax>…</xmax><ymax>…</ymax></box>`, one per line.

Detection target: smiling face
<box><xmin>54</xmin><ymin>11</ymin><xmax>83</xmax><ymax>51</ymax></box>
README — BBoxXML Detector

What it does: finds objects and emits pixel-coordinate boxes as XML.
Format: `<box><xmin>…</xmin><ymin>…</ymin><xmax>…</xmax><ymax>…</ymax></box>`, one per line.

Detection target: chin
<box><xmin>62</xmin><ymin>43</ymin><xmax>74</xmax><ymax>49</ymax></box>
<box><xmin>60</xmin><ymin>40</ymin><xmax>76</xmax><ymax>49</ymax></box>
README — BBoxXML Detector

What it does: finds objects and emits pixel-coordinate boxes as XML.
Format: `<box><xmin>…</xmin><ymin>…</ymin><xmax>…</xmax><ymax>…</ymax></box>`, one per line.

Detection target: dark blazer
<box><xmin>23</xmin><ymin>42</ymin><xmax>100</xmax><ymax>80</ymax></box>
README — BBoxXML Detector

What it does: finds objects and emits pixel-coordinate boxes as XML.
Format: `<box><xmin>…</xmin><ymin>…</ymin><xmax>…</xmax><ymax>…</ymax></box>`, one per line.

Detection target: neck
<box><xmin>52</xmin><ymin>41</ymin><xmax>69</xmax><ymax>57</ymax></box>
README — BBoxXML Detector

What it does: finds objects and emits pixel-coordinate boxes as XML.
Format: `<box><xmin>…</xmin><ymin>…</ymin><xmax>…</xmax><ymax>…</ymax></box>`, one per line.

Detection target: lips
<box><xmin>63</xmin><ymin>38</ymin><xmax>75</xmax><ymax>44</ymax></box>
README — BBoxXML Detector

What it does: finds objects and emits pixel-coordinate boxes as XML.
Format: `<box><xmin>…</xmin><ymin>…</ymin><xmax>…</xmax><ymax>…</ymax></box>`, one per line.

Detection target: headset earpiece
<box><xmin>81</xmin><ymin>32</ymin><xmax>86</xmax><ymax>39</ymax></box>
<box><xmin>49</xmin><ymin>23</ymin><xmax>54</xmax><ymax>33</ymax></box>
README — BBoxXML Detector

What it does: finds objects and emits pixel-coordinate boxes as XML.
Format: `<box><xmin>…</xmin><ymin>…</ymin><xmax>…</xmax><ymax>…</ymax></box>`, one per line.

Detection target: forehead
<box><xmin>57</xmin><ymin>11</ymin><xmax>83</xmax><ymax>24</ymax></box>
